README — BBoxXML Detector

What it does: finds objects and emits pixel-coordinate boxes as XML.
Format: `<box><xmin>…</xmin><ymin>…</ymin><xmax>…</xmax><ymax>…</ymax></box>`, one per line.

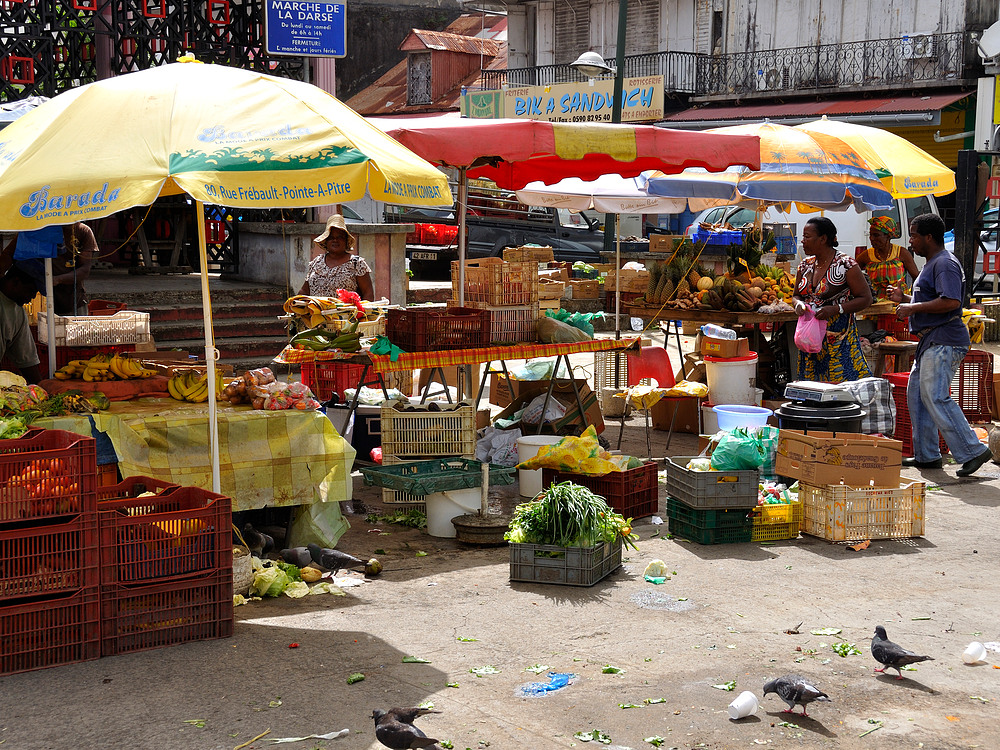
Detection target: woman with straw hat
<box><xmin>298</xmin><ymin>214</ymin><xmax>374</xmax><ymax>300</ymax></box>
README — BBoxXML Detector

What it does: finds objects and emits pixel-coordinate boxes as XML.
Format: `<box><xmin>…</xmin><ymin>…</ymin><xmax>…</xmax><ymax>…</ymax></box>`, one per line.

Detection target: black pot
<box><xmin>774</xmin><ymin>400</ymin><xmax>866</xmax><ymax>434</ymax></box>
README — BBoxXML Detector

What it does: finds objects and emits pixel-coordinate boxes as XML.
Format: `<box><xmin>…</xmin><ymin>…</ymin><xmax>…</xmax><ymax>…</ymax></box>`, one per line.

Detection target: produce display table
<box><xmin>33</xmin><ymin>400</ymin><xmax>355</xmax><ymax>516</ymax></box>
<box><xmin>628</xmin><ymin>300</ymin><xmax>895</xmax><ymax>325</ymax></box>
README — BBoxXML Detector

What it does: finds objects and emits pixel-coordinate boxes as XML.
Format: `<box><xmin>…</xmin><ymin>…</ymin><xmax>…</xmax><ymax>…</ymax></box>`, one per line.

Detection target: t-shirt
<box><xmin>909</xmin><ymin>249</ymin><xmax>969</xmax><ymax>352</ymax></box>
<box><xmin>0</xmin><ymin>291</ymin><xmax>40</xmax><ymax>368</ymax></box>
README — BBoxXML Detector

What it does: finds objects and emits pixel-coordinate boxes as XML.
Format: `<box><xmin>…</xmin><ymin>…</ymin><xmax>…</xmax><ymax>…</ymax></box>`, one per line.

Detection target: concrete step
<box><xmin>136</xmin><ymin>300</ymin><xmax>288</xmax><ymax>323</ymax></box>
<box><xmin>165</xmin><ymin>334</ymin><xmax>290</xmax><ymax>362</ymax></box>
<box><xmin>151</xmin><ymin>316</ymin><xmax>288</xmax><ymax>342</ymax></box>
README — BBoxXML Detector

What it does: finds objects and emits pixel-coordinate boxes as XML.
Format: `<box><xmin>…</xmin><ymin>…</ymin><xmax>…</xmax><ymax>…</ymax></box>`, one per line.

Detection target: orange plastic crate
<box><xmin>0</xmin><ymin>513</ymin><xmax>99</xmax><ymax>603</ymax></box>
<box><xmin>0</xmin><ymin>429</ymin><xmax>97</xmax><ymax>523</ymax></box>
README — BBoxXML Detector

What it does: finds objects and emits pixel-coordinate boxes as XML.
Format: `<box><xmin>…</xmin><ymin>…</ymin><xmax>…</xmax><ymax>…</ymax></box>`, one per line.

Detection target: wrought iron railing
<box><xmin>479</xmin><ymin>32</ymin><xmax>974</xmax><ymax>98</ymax></box>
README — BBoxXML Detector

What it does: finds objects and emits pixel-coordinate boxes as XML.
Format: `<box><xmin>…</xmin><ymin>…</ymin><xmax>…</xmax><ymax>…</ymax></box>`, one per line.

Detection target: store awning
<box><xmin>663</xmin><ymin>91</ymin><xmax>973</xmax><ymax>128</ymax></box>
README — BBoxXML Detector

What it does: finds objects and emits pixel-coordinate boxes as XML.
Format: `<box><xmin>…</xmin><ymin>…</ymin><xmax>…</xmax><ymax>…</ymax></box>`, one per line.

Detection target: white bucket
<box><xmin>704</xmin><ymin>354</ymin><xmax>758</xmax><ymax>406</ymax></box>
<box><xmin>424</xmin><ymin>488</ymin><xmax>481</xmax><ymax>538</ymax></box>
<box><xmin>516</xmin><ymin>434</ymin><xmax>565</xmax><ymax>498</ymax></box>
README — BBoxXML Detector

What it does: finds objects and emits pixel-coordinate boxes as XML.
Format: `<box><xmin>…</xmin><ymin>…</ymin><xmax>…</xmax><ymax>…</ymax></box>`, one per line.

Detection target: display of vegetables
<box><xmin>0</xmin><ymin>374</ymin><xmax>109</xmax><ymax>421</ymax></box>
<box><xmin>5</xmin><ymin>457</ymin><xmax>82</xmax><ymax>517</ymax></box>
<box><xmin>222</xmin><ymin>367</ymin><xmax>320</xmax><ymax>411</ymax></box>
<box><xmin>505</xmin><ymin>481</ymin><xmax>638</xmax><ymax>550</ymax></box>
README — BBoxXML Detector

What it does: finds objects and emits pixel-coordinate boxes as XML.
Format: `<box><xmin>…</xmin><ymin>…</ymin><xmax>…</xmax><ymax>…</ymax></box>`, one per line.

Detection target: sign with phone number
<box><xmin>503</xmin><ymin>75</ymin><xmax>664</xmax><ymax>123</ymax></box>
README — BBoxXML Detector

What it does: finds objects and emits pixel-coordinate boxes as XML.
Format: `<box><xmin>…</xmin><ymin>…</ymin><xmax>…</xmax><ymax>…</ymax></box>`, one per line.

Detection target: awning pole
<box><xmin>196</xmin><ymin>201</ymin><xmax>221</xmax><ymax>494</ymax></box>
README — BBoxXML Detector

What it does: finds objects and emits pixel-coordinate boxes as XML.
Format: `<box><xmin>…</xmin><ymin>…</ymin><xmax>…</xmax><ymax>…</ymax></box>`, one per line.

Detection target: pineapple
<box><xmin>676</xmin><ymin>275</ymin><xmax>691</xmax><ymax>296</ymax></box>
<box><xmin>653</xmin><ymin>272</ymin><xmax>669</xmax><ymax>303</ymax></box>
<box><xmin>687</xmin><ymin>267</ymin><xmax>702</xmax><ymax>288</ymax></box>
<box><xmin>646</xmin><ymin>263</ymin><xmax>662</xmax><ymax>301</ymax></box>
<box><xmin>659</xmin><ymin>265</ymin><xmax>677</xmax><ymax>303</ymax></box>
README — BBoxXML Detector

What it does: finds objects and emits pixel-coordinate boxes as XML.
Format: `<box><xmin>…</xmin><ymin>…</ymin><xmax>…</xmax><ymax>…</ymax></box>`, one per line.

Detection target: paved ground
<box><xmin>2</xmin><ymin>323</ymin><xmax>999</xmax><ymax>750</ymax></box>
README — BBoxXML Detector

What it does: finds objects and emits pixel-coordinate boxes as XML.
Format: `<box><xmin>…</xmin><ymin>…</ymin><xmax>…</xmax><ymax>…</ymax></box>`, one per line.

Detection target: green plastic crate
<box><xmin>667</xmin><ymin>516</ymin><xmax>753</xmax><ymax>545</ymax></box>
<box><xmin>360</xmin><ymin>458</ymin><xmax>515</xmax><ymax>496</ymax></box>
<box><xmin>665</xmin><ymin>497</ymin><xmax>754</xmax><ymax>529</ymax></box>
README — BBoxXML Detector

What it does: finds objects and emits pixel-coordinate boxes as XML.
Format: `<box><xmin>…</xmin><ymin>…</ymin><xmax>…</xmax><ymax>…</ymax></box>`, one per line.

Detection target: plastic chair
<box><xmin>616</xmin><ymin>346</ymin><xmax>701</xmax><ymax>457</ymax></box>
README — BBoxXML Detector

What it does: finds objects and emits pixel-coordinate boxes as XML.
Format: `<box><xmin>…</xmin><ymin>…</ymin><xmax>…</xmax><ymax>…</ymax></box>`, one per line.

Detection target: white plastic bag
<box><xmin>520</xmin><ymin>393</ymin><xmax>567</xmax><ymax>425</ymax></box>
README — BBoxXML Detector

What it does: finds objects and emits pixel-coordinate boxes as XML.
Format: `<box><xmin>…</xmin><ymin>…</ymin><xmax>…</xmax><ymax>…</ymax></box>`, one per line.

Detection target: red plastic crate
<box><xmin>888</xmin><ymin>373</ymin><xmax>948</xmax><ymax>457</ymax></box>
<box><xmin>1</xmin><ymin>588</ymin><xmax>101</xmax><ymax>675</ymax></box>
<box><xmin>97</xmin><ymin>463</ymin><xmax>120</xmax><ymax>487</ymax></box>
<box><xmin>36</xmin><ymin>342</ymin><xmax>138</xmax><ymax>370</ymax></box>
<box><xmin>953</xmin><ymin>349</ymin><xmax>994</xmax><ymax>423</ymax></box>
<box><xmin>96</xmin><ymin>475</ymin><xmax>182</xmax><ymax>504</ymax></box>
<box><xmin>87</xmin><ymin>299</ymin><xmax>128</xmax><ymax>316</ymax></box>
<box><xmin>0</xmin><ymin>429</ymin><xmax>97</xmax><ymax>523</ymax></box>
<box><xmin>300</xmin><ymin>360</ymin><xmax>366</xmax><ymax>401</ymax></box>
<box><xmin>387</xmin><ymin>306</ymin><xmax>489</xmax><ymax>352</ymax></box>
<box><xmin>541</xmin><ymin>461</ymin><xmax>659</xmax><ymax>519</ymax></box>
<box><xmin>97</xmin><ymin>486</ymin><xmax>231</xmax><ymax>585</ymax></box>
<box><xmin>0</xmin><ymin>514</ymin><xmax>99</xmax><ymax>603</ymax></box>
<box><xmin>100</xmin><ymin>570</ymin><xmax>234</xmax><ymax>656</ymax></box>
<box><xmin>875</xmin><ymin>314</ymin><xmax>914</xmax><ymax>342</ymax></box>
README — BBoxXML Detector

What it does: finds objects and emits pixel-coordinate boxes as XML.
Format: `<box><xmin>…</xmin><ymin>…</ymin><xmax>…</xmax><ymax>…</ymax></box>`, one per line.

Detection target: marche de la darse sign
<box><xmin>504</xmin><ymin>76</ymin><xmax>665</xmax><ymax>123</ymax></box>
<box><xmin>264</xmin><ymin>0</ymin><xmax>346</xmax><ymax>57</ymax></box>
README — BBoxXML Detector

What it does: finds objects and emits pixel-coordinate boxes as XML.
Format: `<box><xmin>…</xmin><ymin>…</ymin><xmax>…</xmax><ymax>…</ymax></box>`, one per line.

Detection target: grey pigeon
<box><xmin>372</xmin><ymin>707</ymin><xmax>441</xmax><ymax>749</ymax></box>
<box><xmin>307</xmin><ymin>542</ymin><xmax>365</xmax><ymax>571</ymax></box>
<box><xmin>242</xmin><ymin>523</ymin><xmax>274</xmax><ymax>558</ymax></box>
<box><xmin>871</xmin><ymin>625</ymin><xmax>934</xmax><ymax>679</ymax></box>
<box><xmin>762</xmin><ymin>674</ymin><xmax>831</xmax><ymax>717</ymax></box>
<box><xmin>279</xmin><ymin>547</ymin><xmax>312</xmax><ymax>567</ymax></box>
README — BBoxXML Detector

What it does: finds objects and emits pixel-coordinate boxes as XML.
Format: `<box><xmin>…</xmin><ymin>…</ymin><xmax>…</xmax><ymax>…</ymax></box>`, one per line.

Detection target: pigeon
<box><xmin>762</xmin><ymin>674</ymin><xmax>831</xmax><ymax>717</ymax></box>
<box><xmin>280</xmin><ymin>546</ymin><xmax>313</xmax><ymax>568</ymax></box>
<box><xmin>871</xmin><ymin>625</ymin><xmax>935</xmax><ymax>679</ymax></box>
<box><xmin>372</xmin><ymin>707</ymin><xmax>441</xmax><ymax>749</ymax></box>
<box><xmin>242</xmin><ymin>523</ymin><xmax>274</xmax><ymax>558</ymax></box>
<box><xmin>307</xmin><ymin>542</ymin><xmax>365</xmax><ymax>571</ymax></box>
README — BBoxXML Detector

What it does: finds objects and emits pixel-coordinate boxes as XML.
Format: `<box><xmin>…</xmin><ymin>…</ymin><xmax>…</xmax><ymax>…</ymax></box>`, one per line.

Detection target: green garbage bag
<box><xmin>709</xmin><ymin>428</ymin><xmax>765</xmax><ymax>471</ymax></box>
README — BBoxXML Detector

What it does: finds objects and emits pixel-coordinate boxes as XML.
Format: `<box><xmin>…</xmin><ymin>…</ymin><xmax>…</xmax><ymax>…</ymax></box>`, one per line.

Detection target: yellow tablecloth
<box><xmin>34</xmin><ymin>399</ymin><xmax>356</xmax><ymax>514</ymax></box>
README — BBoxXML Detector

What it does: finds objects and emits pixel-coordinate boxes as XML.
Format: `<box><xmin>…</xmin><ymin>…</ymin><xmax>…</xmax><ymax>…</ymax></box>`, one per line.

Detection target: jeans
<box><xmin>908</xmin><ymin>344</ymin><xmax>983</xmax><ymax>463</ymax></box>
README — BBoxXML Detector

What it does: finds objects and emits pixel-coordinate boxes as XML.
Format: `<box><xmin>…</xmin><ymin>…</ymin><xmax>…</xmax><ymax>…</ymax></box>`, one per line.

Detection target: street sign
<box><xmin>264</xmin><ymin>1</ymin><xmax>347</xmax><ymax>58</ymax></box>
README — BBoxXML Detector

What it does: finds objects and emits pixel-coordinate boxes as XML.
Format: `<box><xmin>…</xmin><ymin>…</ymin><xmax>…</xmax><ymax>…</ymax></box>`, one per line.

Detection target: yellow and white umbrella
<box><xmin>0</xmin><ymin>58</ymin><xmax>452</xmax><ymax>492</ymax></box>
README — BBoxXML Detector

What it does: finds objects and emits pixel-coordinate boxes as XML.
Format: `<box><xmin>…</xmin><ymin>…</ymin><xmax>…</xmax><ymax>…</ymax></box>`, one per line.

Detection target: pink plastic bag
<box><xmin>794</xmin><ymin>307</ymin><xmax>827</xmax><ymax>354</ymax></box>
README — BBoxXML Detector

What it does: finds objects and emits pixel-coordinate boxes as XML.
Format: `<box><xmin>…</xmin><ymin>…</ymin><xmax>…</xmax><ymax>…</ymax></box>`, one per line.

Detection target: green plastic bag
<box><xmin>709</xmin><ymin>428</ymin><xmax>765</xmax><ymax>471</ymax></box>
<box><xmin>754</xmin><ymin>425</ymin><xmax>780</xmax><ymax>478</ymax></box>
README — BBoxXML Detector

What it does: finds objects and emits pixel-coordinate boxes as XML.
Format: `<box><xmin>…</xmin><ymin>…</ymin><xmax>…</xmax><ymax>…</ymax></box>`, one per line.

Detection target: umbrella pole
<box><xmin>615</xmin><ymin>213</ymin><xmax>621</xmax><ymax>340</ymax></box>
<box><xmin>457</xmin><ymin>166</ymin><xmax>468</xmax><ymax>307</ymax></box>
<box><xmin>196</xmin><ymin>201</ymin><xmax>221</xmax><ymax>494</ymax></box>
<box><xmin>44</xmin><ymin>259</ymin><xmax>56</xmax><ymax>378</ymax></box>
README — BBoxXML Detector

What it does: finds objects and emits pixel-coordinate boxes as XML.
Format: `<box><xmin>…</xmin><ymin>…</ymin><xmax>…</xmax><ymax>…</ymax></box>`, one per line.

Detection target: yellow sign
<box><xmin>503</xmin><ymin>75</ymin><xmax>664</xmax><ymax>123</ymax></box>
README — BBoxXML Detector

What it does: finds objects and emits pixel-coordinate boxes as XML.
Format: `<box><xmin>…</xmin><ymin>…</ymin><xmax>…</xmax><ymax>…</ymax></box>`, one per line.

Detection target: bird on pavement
<box><xmin>279</xmin><ymin>547</ymin><xmax>313</xmax><ymax>567</ymax></box>
<box><xmin>762</xmin><ymin>674</ymin><xmax>831</xmax><ymax>717</ymax></box>
<box><xmin>242</xmin><ymin>523</ymin><xmax>274</xmax><ymax>559</ymax></box>
<box><xmin>372</xmin><ymin>707</ymin><xmax>441</xmax><ymax>749</ymax></box>
<box><xmin>307</xmin><ymin>542</ymin><xmax>365</xmax><ymax>571</ymax></box>
<box><xmin>871</xmin><ymin>625</ymin><xmax>934</xmax><ymax>679</ymax></box>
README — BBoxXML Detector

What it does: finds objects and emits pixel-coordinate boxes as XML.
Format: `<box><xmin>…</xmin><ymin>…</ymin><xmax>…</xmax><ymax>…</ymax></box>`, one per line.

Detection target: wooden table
<box><xmin>627</xmin><ymin>300</ymin><xmax>895</xmax><ymax>326</ymax></box>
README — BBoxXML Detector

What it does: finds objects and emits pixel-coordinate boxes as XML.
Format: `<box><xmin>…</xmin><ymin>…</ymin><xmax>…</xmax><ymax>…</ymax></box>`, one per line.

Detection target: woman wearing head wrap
<box><xmin>856</xmin><ymin>216</ymin><xmax>919</xmax><ymax>300</ymax></box>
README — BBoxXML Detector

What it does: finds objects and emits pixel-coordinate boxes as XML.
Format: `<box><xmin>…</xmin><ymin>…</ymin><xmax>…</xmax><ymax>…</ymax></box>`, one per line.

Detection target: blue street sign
<box><xmin>264</xmin><ymin>1</ymin><xmax>347</xmax><ymax>58</ymax></box>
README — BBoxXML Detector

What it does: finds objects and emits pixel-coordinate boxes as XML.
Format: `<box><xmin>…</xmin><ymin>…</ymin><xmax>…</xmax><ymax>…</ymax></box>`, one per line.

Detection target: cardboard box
<box><xmin>539</xmin><ymin>267</ymin><xmax>570</xmax><ymax>283</ymax></box>
<box><xmin>649</xmin><ymin>234</ymin><xmax>685</xmax><ymax>252</ymax></box>
<box><xmin>417</xmin><ymin>364</ymin><xmax>483</xmax><ymax>396</ymax></box>
<box><xmin>538</xmin><ymin>279</ymin><xmax>566</xmax><ymax>300</ymax></box>
<box><xmin>701</xmin><ymin>336</ymin><xmax>751</xmax><ymax>358</ymax></box>
<box><xmin>605</xmin><ymin>268</ymin><xmax>650</xmax><ymax>293</ymax></box>
<box><xmin>494</xmin><ymin>378</ymin><xmax>604</xmax><ymax>435</ymax></box>
<box><xmin>504</xmin><ymin>245</ymin><xmax>555</xmax><ymax>263</ymax></box>
<box><xmin>476</xmin><ymin>408</ymin><xmax>492</xmax><ymax>431</ymax></box>
<box><xmin>567</xmin><ymin>279</ymin><xmax>600</xmax><ymax>299</ymax></box>
<box><xmin>775</xmin><ymin>429</ymin><xmax>902</xmax><ymax>488</ymax></box>
<box><xmin>650</xmin><ymin>396</ymin><xmax>700</xmax><ymax>434</ymax></box>
<box><xmin>489</xmin><ymin>372</ymin><xmax>514</xmax><ymax>407</ymax></box>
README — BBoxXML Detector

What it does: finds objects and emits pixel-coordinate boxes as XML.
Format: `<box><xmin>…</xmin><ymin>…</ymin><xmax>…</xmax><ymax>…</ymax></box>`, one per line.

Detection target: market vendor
<box><xmin>0</xmin><ymin>264</ymin><xmax>44</xmax><ymax>383</ymax></box>
<box><xmin>792</xmin><ymin>216</ymin><xmax>873</xmax><ymax>383</ymax></box>
<box><xmin>856</xmin><ymin>216</ymin><xmax>919</xmax><ymax>300</ymax></box>
<box><xmin>51</xmin><ymin>222</ymin><xmax>97</xmax><ymax>316</ymax></box>
<box><xmin>298</xmin><ymin>214</ymin><xmax>374</xmax><ymax>301</ymax></box>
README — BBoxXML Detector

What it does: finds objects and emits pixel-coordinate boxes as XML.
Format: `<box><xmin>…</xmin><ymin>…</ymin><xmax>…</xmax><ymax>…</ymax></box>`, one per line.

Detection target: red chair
<box><xmin>616</xmin><ymin>345</ymin><xmax>701</xmax><ymax>456</ymax></box>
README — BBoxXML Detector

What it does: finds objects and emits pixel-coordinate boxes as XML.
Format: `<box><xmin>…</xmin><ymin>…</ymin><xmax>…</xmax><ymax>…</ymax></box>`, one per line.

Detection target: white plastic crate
<box><xmin>37</xmin><ymin>310</ymin><xmax>151</xmax><ymax>347</ymax></box>
<box><xmin>380</xmin><ymin>400</ymin><xmax>476</xmax><ymax>457</ymax></box>
<box><xmin>594</xmin><ymin>350</ymin><xmax>649</xmax><ymax>390</ymax></box>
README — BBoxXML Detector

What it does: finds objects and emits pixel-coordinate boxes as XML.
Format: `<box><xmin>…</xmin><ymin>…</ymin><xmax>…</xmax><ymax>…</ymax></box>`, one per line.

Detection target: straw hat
<box><xmin>314</xmin><ymin>214</ymin><xmax>357</xmax><ymax>251</ymax></box>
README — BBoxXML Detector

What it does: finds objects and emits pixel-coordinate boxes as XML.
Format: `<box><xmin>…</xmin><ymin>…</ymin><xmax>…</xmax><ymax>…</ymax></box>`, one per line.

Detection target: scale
<box><xmin>782</xmin><ymin>381</ymin><xmax>857</xmax><ymax>404</ymax></box>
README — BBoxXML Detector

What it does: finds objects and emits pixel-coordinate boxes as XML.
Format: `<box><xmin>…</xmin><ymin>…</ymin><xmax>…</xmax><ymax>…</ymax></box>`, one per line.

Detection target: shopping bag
<box><xmin>794</xmin><ymin>308</ymin><xmax>827</xmax><ymax>354</ymax></box>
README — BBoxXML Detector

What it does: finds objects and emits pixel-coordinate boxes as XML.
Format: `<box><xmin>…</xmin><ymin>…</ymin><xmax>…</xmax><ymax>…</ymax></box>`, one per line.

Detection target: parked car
<box><xmin>384</xmin><ymin>183</ymin><xmax>604</xmax><ymax>279</ymax></box>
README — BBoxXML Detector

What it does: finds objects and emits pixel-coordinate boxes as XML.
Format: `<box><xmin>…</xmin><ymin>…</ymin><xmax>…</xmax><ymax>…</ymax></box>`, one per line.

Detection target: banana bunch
<box><xmin>53</xmin><ymin>353</ymin><xmax>156</xmax><ymax>382</ymax></box>
<box><xmin>52</xmin><ymin>359</ymin><xmax>94</xmax><ymax>380</ymax></box>
<box><xmin>108</xmin><ymin>353</ymin><xmax>157</xmax><ymax>380</ymax></box>
<box><xmin>167</xmin><ymin>370</ymin><xmax>225</xmax><ymax>403</ymax></box>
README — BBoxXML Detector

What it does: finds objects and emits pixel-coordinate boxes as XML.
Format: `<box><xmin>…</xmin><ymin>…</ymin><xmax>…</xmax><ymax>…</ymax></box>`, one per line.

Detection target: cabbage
<box><xmin>283</xmin><ymin>581</ymin><xmax>310</xmax><ymax>598</ymax></box>
<box><xmin>0</xmin><ymin>371</ymin><xmax>26</xmax><ymax>389</ymax></box>
<box><xmin>251</xmin><ymin>566</ymin><xmax>291</xmax><ymax>597</ymax></box>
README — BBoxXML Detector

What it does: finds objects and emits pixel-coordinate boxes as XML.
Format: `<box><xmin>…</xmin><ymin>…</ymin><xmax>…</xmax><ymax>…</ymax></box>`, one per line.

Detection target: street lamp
<box><xmin>568</xmin><ymin>51</ymin><xmax>614</xmax><ymax>79</ymax></box>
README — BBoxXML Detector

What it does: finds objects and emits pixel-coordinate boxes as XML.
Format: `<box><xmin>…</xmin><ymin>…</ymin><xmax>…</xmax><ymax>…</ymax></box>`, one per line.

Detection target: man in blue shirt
<box><xmin>888</xmin><ymin>213</ymin><xmax>993</xmax><ymax>477</ymax></box>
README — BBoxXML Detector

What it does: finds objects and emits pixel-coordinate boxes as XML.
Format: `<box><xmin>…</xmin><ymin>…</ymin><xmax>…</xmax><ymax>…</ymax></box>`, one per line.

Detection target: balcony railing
<box><xmin>478</xmin><ymin>32</ymin><xmax>974</xmax><ymax>99</ymax></box>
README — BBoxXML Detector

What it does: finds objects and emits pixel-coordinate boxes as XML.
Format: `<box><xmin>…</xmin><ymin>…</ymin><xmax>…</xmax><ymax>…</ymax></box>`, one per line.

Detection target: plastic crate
<box><xmin>666</xmin><ymin>515</ymin><xmax>753</xmax><ymax>544</ymax></box>
<box><xmin>953</xmin><ymin>349</ymin><xmax>994</xmax><ymax>423</ymax></box>
<box><xmin>875</xmin><ymin>314</ymin><xmax>914</xmax><ymax>342</ymax></box>
<box><xmin>100</xmin><ymin>570</ymin><xmax>234</xmax><ymax>657</ymax></box>
<box><xmin>888</xmin><ymin>372</ymin><xmax>951</xmax><ymax>457</ymax></box>
<box><xmin>751</xmin><ymin>500</ymin><xmax>804</xmax><ymax>542</ymax></box>
<box><xmin>378</xmin><ymin>454</ymin><xmax>429</xmax><ymax>509</ymax></box>
<box><xmin>361</xmin><ymin>456</ymin><xmax>513</xmax><ymax>496</ymax></box>
<box><xmin>455</xmin><ymin>302</ymin><xmax>539</xmax><ymax>344</ymax></box>
<box><xmin>509</xmin><ymin>538</ymin><xmax>622</xmax><ymax>587</ymax></box>
<box><xmin>97</xmin><ymin>462</ymin><xmax>120</xmax><ymax>487</ymax></box>
<box><xmin>301</xmin><ymin>360</ymin><xmax>366</xmax><ymax>402</ymax></box>
<box><xmin>97</xmin><ymin>486</ymin><xmax>231</xmax><ymax>585</ymax></box>
<box><xmin>665</xmin><ymin>496</ymin><xmax>754</xmax><ymax>529</ymax></box>
<box><xmin>451</xmin><ymin>258</ymin><xmax>539</xmax><ymax>306</ymax></box>
<box><xmin>387</xmin><ymin>306</ymin><xmax>489</xmax><ymax>352</ymax></box>
<box><xmin>87</xmin><ymin>299</ymin><xmax>128</xmax><ymax>316</ymax></box>
<box><xmin>96</xmin><ymin>475</ymin><xmax>182</xmax><ymax>503</ymax></box>
<box><xmin>37</xmin><ymin>309</ymin><xmax>151</xmax><ymax>346</ymax></box>
<box><xmin>1</xmin><ymin>588</ymin><xmax>100</xmax><ymax>675</ymax></box>
<box><xmin>0</xmin><ymin>429</ymin><xmax>97</xmax><ymax>523</ymax></box>
<box><xmin>0</xmin><ymin>513</ymin><xmax>99</xmax><ymax>603</ymax></box>
<box><xmin>663</xmin><ymin>456</ymin><xmax>759</xmax><ymax>509</ymax></box>
<box><xmin>380</xmin><ymin>400</ymin><xmax>477</xmax><ymax>458</ymax></box>
<box><xmin>541</xmin><ymin>462</ymin><xmax>659</xmax><ymax>520</ymax></box>
<box><xmin>36</xmin><ymin>342</ymin><xmax>139</xmax><ymax>371</ymax></box>
<box><xmin>799</xmin><ymin>481</ymin><xmax>926</xmax><ymax>541</ymax></box>
<box><xmin>594</xmin><ymin>350</ymin><xmax>649</xmax><ymax>389</ymax></box>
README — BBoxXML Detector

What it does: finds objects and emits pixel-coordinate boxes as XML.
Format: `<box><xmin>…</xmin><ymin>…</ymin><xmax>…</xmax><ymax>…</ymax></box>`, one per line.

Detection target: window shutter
<box><xmin>625</xmin><ymin>0</ymin><xmax>660</xmax><ymax>55</ymax></box>
<box><xmin>554</xmin><ymin>0</ymin><xmax>591</xmax><ymax>64</ymax></box>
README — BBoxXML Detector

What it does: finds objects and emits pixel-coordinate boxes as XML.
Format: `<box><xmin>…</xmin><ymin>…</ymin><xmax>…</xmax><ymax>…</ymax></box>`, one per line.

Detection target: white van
<box><xmin>686</xmin><ymin>195</ymin><xmax>940</xmax><ymax>264</ymax></box>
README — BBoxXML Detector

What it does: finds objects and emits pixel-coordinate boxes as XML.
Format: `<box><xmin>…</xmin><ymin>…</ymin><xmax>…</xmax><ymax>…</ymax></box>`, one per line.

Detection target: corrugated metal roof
<box><xmin>406</xmin><ymin>29</ymin><xmax>500</xmax><ymax>56</ymax></box>
<box><xmin>665</xmin><ymin>91</ymin><xmax>972</xmax><ymax>123</ymax></box>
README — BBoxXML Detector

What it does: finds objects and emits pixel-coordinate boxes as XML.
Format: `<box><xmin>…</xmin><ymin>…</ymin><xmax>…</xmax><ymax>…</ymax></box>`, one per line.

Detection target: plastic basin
<box><xmin>713</xmin><ymin>404</ymin><xmax>773</xmax><ymax>432</ymax></box>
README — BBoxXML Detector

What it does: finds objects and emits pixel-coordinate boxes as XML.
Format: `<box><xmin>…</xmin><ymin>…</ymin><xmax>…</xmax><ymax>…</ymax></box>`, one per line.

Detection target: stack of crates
<box><xmin>96</xmin><ymin>477</ymin><xmax>233</xmax><ymax>656</ymax></box>
<box><xmin>0</xmin><ymin>429</ymin><xmax>101</xmax><ymax>675</ymax></box>
<box><xmin>379</xmin><ymin>399</ymin><xmax>477</xmax><ymax>509</ymax></box>
<box><xmin>451</xmin><ymin>258</ymin><xmax>540</xmax><ymax>344</ymax></box>
<box><xmin>662</xmin><ymin>455</ymin><xmax>760</xmax><ymax>544</ymax></box>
